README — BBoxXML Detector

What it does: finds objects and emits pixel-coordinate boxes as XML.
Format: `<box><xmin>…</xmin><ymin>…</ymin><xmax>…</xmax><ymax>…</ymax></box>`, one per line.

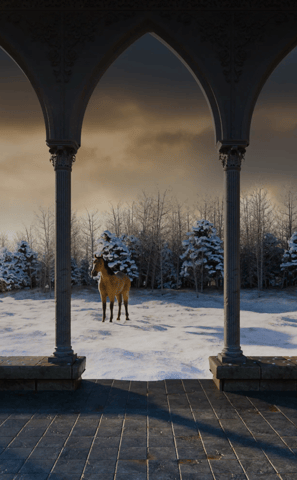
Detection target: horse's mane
<box><xmin>103</xmin><ymin>257</ymin><xmax>115</xmax><ymax>276</ymax></box>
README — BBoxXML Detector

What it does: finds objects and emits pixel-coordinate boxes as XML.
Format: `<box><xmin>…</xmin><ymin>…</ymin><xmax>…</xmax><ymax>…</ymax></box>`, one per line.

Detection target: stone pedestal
<box><xmin>0</xmin><ymin>356</ymin><xmax>86</xmax><ymax>391</ymax></box>
<box><xmin>209</xmin><ymin>356</ymin><xmax>297</xmax><ymax>391</ymax></box>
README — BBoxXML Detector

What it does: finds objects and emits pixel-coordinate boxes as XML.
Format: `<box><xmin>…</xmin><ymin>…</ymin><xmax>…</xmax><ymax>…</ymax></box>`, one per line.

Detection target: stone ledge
<box><xmin>0</xmin><ymin>356</ymin><xmax>86</xmax><ymax>391</ymax></box>
<box><xmin>209</xmin><ymin>356</ymin><xmax>297</xmax><ymax>391</ymax></box>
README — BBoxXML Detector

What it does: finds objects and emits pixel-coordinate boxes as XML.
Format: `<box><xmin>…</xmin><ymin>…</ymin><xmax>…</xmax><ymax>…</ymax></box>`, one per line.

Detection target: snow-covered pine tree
<box><xmin>13</xmin><ymin>240</ymin><xmax>39</xmax><ymax>289</ymax></box>
<box><xmin>281</xmin><ymin>231</ymin><xmax>297</xmax><ymax>286</ymax></box>
<box><xmin>180</xmin><ymin>220</ymin><xmax>224</xmax><ymax>295</ymax></box>
<box><xmin>95</xmin><ymin>230</ymin><xmax>139</xmax><ymax>282</ymax></box>
<box><xmin>156</xmin><ymin>242</ymin><xmax>178</xmax><ymax>290</ymax></box>
<box><xmin>262</xmin><ymin>233</ymin><xmax>283</xmax><ymax>287</ymax></box>
<box><xmin>79</xmin><ymin>256</ymin><xmax>94</xmax><ymax>286</ymax></box>
<box><xmin>0</xmin><ymin>247</ymin><xmax>18</xmax><ymax>292</ymax></box>
<box><xmin>120</xmin><ymin>234</ymin><xmax>141</xmax><ymax>287</ymax></box>
<box><xmin>71</xmin><ymin>257</ymin><xmax>81</xmax><ymax>286</ymax></box>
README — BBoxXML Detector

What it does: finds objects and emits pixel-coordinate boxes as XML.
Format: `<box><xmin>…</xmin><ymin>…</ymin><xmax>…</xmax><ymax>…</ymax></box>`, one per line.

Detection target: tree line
<box><xmin>1</xmin><ymin>185</ymin><xmax>297</xmax><ymax>294</ymax></box>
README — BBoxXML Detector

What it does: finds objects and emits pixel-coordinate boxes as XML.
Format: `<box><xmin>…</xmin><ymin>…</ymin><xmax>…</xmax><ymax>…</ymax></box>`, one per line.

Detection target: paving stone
<box><xmin>83</xmin><ymin>459</ymin><xmax>116</xmax><ymax>477</ymax></box>
<box><xmin>0</xmin><ymin>458</ymin><xmax>26</xmax><ymax>474</ymax></box>
<box><xmin>59</xmin><ymin>447</ymin><xmax>90</xmax><ymax>460</ymax></box>
<box><xmin>93</xmin><ymin>436</ymin><xmax>121</xmax><ymax>448</ymax></box>
<box><xmin>65</xmin><ymin>435</ymin><xmax>93</xmax><ymax>448</ymax></box>
<box><xmin>51</xmin><ymin>459</ymin><xmax>85</xmax><ymax>475</ymax></box>
<box><xmin>88</xmin><ymin>446</ymin><xmax>118</xmax><ymax>460</ymax></box>
<box><xmin>148</xmin><ymin>447</ymin><xmax>177</xmax><ymax>461</ymax></box>
<box><xmin>119</xmin><ymin>447</ymin><xmax>147</xmax><ymax>460</ymax></box>
<box><xmin>15</xmin><ymin>475</ymin><xmax>48</xmax><ymax>480</ymax></box>
<box><xmin>35</xmin><ymin>436</ymin><xmax>67</xmax><ymax>448</ymax></box>
<box><xmin>149</xmin><ymin>435</ymin><xmax>175</xmax><ymax>447</ymax></box>
<box><xmin>121</xmin><ymin>435</ymin><xmax>147</xmax><ymax>448</ymax></box>
<box><xmin>149</xmin><ymin>459</ymin><xmax>180</xmax><ymax>479</ymax></box>
<box><xmin>178</xmin><ymin>458</ymin><xmax>212</xmax><ymax>474</ymax></box>
<box><xmin>240</xmin><ymin>457</ymin><xmax>277</xmax><ymax>475</ymax></box>
<box><xmin>18</xmin><ymin>459</ymin><xmax>55</xmax><ymax>475</ymax></box>
<box><xmin>29</xmin><ymin>447</ymin><xmax>61</xmax><ymax>459</ymax></box>
<box><xmin>116</xmin><ymin>459</ymin><xmax>147</xmax><ymax>476</ymax></box>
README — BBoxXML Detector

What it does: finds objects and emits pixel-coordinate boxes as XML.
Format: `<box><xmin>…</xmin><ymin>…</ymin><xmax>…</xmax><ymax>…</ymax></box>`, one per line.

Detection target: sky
<box><xmin>1</xmin><ymin>32</ymin><xmax>297</xmax><ymax>243</ymax></box>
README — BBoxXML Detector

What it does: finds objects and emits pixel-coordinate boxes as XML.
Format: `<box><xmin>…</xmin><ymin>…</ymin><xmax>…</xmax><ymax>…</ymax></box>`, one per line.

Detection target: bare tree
<box><xmin>80</xmin><ymin>209</ymin><xmax>103</xmax><ymax>262</ymax></box>
<box><xmin>34</xmin><ymin>205</ymin><xmax>55</xmax><ymax>294</ymax></box>
<box><xmin>104</xmin><ymin>201</ymin><xmax>124</xmax><ymax>238</ymax></box>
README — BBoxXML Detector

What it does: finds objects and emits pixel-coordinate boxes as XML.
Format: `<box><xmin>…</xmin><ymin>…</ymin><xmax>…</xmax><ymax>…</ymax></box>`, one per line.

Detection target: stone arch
<box><xmin>241</xmin><ymin>36</ymin><xmax>297</xmax><ymax>145</ymax></box>
<box><xmin>72</xmin><ymin>19</ymin><xmax>222</xmax><ymax>148</ymax></box>
<box><xmin>0</xmin><ymin>35</ymin><xmax>51</xmax><ymax>141</ymax></box>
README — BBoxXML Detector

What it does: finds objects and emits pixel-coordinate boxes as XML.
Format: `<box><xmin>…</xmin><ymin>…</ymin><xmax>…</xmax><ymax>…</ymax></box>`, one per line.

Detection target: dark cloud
<box><xmin>1</xmin><ymin>34</ymin><xmax>297</xmax><ymax>241</ymax></box>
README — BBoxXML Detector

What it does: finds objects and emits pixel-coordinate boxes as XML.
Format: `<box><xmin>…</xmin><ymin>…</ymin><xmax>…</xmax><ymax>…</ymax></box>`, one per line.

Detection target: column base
<box><xmin>218</xmin><ymin>351</ymin><xmax>246</xmax><ymax>364</ymax></box>
<box><xmin>48</xmin><ymin>353</ymin><xmax>77</xmax><ymax>366</ymax></box>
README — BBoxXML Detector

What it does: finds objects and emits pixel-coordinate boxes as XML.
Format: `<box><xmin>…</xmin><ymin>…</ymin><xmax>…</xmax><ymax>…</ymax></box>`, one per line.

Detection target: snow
<box><xmin>1</xmin><ymin>286</ymin><xmax>297</xmax><ymax>380</ymax></box>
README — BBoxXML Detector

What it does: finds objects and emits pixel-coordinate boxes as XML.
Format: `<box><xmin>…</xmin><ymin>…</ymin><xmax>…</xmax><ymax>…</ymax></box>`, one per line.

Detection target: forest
<box><xmin>1</xmin><ymin>185</ymin><xmax>297</xmax><ymax>296</ymax></box>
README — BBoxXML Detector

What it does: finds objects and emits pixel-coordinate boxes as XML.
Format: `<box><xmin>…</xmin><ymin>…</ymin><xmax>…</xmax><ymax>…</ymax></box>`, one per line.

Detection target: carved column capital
<box><xmin>49</xmin><ymin>145</ymin><xmax>77</xmax><ymax>171</ymax></box>
<box><xmin>219</xmin><ymin>145</ymin><xmax>246</xmax><ymax>170</ymax></box>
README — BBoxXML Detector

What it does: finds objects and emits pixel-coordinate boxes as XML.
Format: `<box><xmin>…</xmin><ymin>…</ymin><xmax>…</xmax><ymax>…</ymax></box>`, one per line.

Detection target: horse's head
<box><xmin>91</xmin><ymin>255</ymin><xmax>104</xmax><ymax>277</ymax></box>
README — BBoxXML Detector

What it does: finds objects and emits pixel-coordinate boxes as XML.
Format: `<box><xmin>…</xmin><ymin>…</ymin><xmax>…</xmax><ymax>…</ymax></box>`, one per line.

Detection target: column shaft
<box><xmin>48</xmin><ymin>146</ymin><xmax>77</xmax><ymax>365</ymax></box>
<box><xmin>218</xmin><ymin>146</ymin><xmax>246</xmax><ymax>364</ymax></box>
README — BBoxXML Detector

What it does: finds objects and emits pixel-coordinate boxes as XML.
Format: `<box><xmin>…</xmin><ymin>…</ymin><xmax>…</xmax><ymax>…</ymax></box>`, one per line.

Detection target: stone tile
<box><xmin>116</xmin><ymin>459</ymin><xmax>147</xmax><ymax>476</ymax></box>
<box><xmin>65</xmin><ymin>435</ymin><xmax>93</xmax><ymax>449</ymax></box>
<box><xmin>149</xmin><ymin>459</ymin><xmax>180</xmax><ymax>479</ymax></box>
<box><xmin>18</xmin><ymin>459</ymin><xmax>55</xmax><ymax>475</ymax></box>
<box><xmin>240</xmin><ymin>457</ymin><xmax>277</xmax><ymax>475</ymax></box>
<box><xmin>51</xmin><ymin>459</ymin><xmax>85</xmax><ymax>475</ymax></box>
<box><xmin>119</xmin><ymin>447</ymin><xmax>147</xmax><ymax>460</ymax></box>
<box><xmin>148</xmin><ymin>447</ymin><xmax>177</xmax><ymax>461</ymax></box>
<box><xmin>93</xmin><ymin>436</ymin><xmax>121</xmax><ymax>448</ymax></box>
<box><xmin>149</xmin><ymin>435</ymin><xmax>175</xmax><ymax>448</ymax></box>
<box><xmin>178</xmin><ymin>458</ymin><xmax>212</xmax><ymax>474</ymax></box>
<box><xmin>15</xmin><ymin>475</ymin><xmax>48</xmax><ymax>480</ymax></box>
<box><xmin>246</xmin><ymin>475</ymin><xmax>279</xmax><ymax>480</ymax></box>
<box><xmin>8</xmin><ymin>436</ymin><xmax>40</xmax><ymax>449</ymax></box>
<box><xmin>0</xmin><ymin>437</ymin><xmax>14</xmax><ymax>448</ymax></box>
<box><xmin>210</xmin><ymin>458</ymin><xmax>245</xmax><ymax>476</ymax></box>
<box><xmin>59</xmin><ymin>447</ymin><xmax>90</xmax><ymax>460</ymax></box>
<box><xmin>83</xmin><ymin>459</ymin><xmax>116</xmax><ymax>477</ymax></box>
<box><xmin>0</xmin><ymin>448</ymin><xmax>32</xmax><ymax>460</ymax></box>
<box><xmin>29</xmin><ymin>447</ymin><xmax>61</xmax><ymax>459</ymax></box>
<box><xmin>180</xmin><ymin>473</ymin><xmax>213</xmax><ymax>480</ymax></box>
<box><xmin>121</xmin><ymin>436</ymin><xmax>147</xmax><ymax>448</ymax></box>
<box><xmin>0</xmin><ymin>458</ymin><xmax>26</xmax><ymax>474</ymax></box>
<box><xmin>96</xmin><ymin>426</ymin><xmax>123</xmax><ymax>436</ymax></box>
<box><xmin>35</xmin><ymin>436</ymin><xmax>67</xmax><ymax>448</ymax></box>
<box><xmin>178</xmin><ymin>447</ymin><xmax>207</xmax><ymax>460</ymax></box>
<box><xmin>88</xmin><ymin>446</ymin><xmax>118</xmax><ymax>460</ymax></box>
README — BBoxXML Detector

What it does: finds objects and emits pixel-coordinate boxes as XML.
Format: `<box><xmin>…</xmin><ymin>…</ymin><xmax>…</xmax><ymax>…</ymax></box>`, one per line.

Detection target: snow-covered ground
<box><xmin>1</xmin><ymin>286</ymin><xmax>297</xmax><ymax>380</ymax></box>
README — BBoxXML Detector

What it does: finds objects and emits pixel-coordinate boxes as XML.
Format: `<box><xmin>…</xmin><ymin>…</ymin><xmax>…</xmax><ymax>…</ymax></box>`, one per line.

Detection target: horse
<box><xmin>91</xmin><ymin>254</ymin><xmax>131</xmax><ymax>322</ymax></box>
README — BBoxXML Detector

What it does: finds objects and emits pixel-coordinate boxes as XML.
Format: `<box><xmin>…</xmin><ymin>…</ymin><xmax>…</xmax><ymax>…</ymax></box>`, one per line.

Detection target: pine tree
<box><xmin>262</xmin><ymin>233</ymin><xmax>283</xmax><ymax>287</ymax></box>
<box><xmin>71</xmin><ymin>257</ymin><xmax>81</xmax><ymax>286</ymax></box>
<box><xmin>156</xmin><ymin>242</ymin><xmax>178</xmax><ymax>290</ymax></box>
<box><xmin>120</xmin><ymin>234</ymin><xmax>141</xmax><ymax>287</ymax></box>
<box><xmin>0</xmin><ymin>247</ymin><xmax>18</xmax><ymax>292</ymax></box>
<box><xmin>13</xmin><ymin>240</ymin><xmax>39</xmax><ymax>289</ymax></box>
<box><xmin>79</xmin><ymin>256</ymin><xmax>93</xmax><ymax>285</ymax></box>
<box><xmin>180</xmin><ymin>220</ymin><xmax>224</xmax><ymax>295</ymax></box>
<box><xmin>281</xmin><ymin>231</ymin><xmax>297</xmax><ymax>286</ymax></box>
<box><xmin>95</xmin><ymin>230</ymin><xmax>139</xmax><ymax>282</ymax></box>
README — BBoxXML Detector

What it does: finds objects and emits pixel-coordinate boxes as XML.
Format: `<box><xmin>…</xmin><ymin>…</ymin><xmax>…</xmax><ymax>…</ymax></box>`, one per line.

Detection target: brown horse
<box><xmin>91</xmin><ymin>254</ymin><xmax>131</xmax><ymax>322</ymax></box>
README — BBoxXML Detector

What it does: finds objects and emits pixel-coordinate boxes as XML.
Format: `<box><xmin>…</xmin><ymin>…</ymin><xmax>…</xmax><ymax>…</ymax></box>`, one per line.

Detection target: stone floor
<box><xmin>0</xmin><ymin>379</ymin><xmax>297</xmax><ymax>479</ymax></box>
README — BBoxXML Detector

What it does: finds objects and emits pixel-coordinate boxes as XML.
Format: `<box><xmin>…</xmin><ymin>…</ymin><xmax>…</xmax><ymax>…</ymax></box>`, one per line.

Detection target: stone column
<box><xmin>218</xmin><ymin>145</ymin><xmax>246</xmax><ymax>364</ymax></box>
<box><xmin>48</xmin><ymin>145</ymin><xmax>77</xmax><ymax>365</ymax></box>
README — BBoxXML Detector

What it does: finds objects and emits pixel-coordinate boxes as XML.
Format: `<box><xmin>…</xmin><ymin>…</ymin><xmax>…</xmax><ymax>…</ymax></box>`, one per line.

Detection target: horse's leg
<box><xmin>116</xmin><ymin>294</ymin><xmax>122</xmax><ymax>320</ymax></box>
<box><xmin>109</xmin><ymin>295</ymin><xmax>115</xmax><ymax>322</ymax></box>
<box><xmin>101</xmin><ymin>295</ymin><xmax>107</xmax><ymax>322</ymax></box>
<box><xmin>123</xmin><ymin>291</ymin><xmax>129</xmax><ymax>320</ymax></box>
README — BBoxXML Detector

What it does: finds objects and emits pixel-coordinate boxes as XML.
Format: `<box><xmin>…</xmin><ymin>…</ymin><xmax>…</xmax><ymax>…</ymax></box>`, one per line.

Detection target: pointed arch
<box><xmin>74</xmin><ymin>18</ymin><xmax>222</xmax><ymax>147</ymax></box>
<box><xmin>0</xmin><ymin>35</ymin><xmax>51</xmax><ymax>141</ymax></box>
<box><xmin>243</xmin><ymin>36</ymin><xmax>297</xmax><ymax>143</ymax></box>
